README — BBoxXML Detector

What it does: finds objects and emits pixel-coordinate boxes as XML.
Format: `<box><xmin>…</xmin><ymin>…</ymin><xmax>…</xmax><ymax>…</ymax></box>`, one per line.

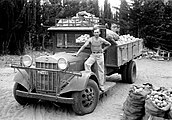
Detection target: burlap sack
<box><xmin>123</xmin><ymin>88</ymin><xmax>150</xmax><ymax>120</ymax></box>
<box><xmin>123</xmin><ymin>98</ymin><xmax>144</xmax><ymax>115</ymax></box>
<box><xmin>145</xmin><ymin>98</ymin><xmax>171</xmax><ymax>118</ymax></box>
<box><xmin>167</xmin><ymin>105</ymin><xmax>172</xmax><ymax>119</ymax></box>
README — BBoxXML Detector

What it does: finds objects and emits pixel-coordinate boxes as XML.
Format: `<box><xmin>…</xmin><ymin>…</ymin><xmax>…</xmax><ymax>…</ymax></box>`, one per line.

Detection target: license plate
<box><xmin>38</xmin><ymin>71</ymin><xmax>48</xmax><ymax>75</ymax></box>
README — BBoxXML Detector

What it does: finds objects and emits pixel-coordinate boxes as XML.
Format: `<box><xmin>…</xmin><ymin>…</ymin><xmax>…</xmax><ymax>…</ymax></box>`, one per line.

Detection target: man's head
<box><xmin>93</xmin><ymin>27</ymin><xmax>100</xmax><ymax>38</ymax></box>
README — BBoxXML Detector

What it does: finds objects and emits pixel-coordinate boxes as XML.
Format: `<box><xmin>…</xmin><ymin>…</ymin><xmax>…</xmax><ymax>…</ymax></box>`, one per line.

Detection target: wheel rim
<box><xmin>81</xmin><ymin>86</ymin><xmax>95</xmax><ymax>108</ymax></box>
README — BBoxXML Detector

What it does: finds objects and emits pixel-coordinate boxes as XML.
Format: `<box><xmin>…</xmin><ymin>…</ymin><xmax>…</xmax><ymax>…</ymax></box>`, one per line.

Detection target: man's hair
<box><xmin>92</xmin><ymin>26</ymin><xmax>100</xmax><ymax>32</ymax></box>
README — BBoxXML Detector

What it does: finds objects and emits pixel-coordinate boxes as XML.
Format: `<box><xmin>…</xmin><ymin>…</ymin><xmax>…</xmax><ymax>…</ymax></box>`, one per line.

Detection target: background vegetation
<box><xmin>127</xmin><ymin>0</ymin><xmax>172</xmax><ymax>50</ymax></box>
<box><xmin>0</xmin><ymin>0</ymin><xmax>172</xmax><ymax>55</ymax></box>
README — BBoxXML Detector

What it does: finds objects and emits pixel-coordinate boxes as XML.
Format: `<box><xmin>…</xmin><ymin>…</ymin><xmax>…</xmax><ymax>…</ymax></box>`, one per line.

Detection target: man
<box><xmin>74</xmin><ymin>26</ymin><xmax>111</xmax><ymax>91</ymax></box>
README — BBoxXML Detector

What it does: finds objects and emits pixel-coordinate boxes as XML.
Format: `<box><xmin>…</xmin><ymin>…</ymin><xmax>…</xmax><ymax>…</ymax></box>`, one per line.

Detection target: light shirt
<box><xmin>89</xmin><ymin>36</ymin><xmax>110</xmax><ymax>53</ymax></box>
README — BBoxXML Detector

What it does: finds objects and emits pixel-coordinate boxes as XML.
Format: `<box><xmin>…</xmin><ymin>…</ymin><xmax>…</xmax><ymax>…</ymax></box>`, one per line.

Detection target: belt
<box><xmin>92</xmin><ymin>51</ymin><xmax>103</xmax><ymax>54</ymax></box>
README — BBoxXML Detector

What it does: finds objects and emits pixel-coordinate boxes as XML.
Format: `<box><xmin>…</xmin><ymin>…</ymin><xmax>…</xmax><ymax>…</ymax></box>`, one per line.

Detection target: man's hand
<box><xmin>72</xmin><ymin>53</ymin><xmax>78</xmax><ymax>57</ymax></box>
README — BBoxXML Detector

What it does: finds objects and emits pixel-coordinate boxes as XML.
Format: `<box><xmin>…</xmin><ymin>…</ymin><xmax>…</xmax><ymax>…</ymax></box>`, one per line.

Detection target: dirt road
<box><xmin>0</xmin><ymin>58</ymin><xmax>172</xmax><ymax>120</ymax></box>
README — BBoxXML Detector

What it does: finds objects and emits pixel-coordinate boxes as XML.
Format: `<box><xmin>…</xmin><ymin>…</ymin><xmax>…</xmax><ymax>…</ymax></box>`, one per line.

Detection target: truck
<box><xmin>11</xmin><ymin>17</ymin><xmax>143</xmax><ymax>115</ymax></box>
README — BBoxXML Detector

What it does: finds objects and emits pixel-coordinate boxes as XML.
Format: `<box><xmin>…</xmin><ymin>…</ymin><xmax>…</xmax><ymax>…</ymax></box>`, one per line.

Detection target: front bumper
<box><xmin>11</xmin><ymin>65</ymin><xmax>82</xmax><ymax>94</ymax></box>
<box><xmin>11</xmin><ymin>65</ymin><xmax>82</xmax><ymax>76</ymax></box>
<box><xmin>16</xmin><ymin>90</ymin><xmax>74</xmax><ymax>104</ymax></box>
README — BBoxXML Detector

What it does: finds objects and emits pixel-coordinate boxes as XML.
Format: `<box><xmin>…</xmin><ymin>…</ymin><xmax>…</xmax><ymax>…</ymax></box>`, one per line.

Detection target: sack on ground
<box><xmin>123</xmin><ymin>84</ymin><xmax>151</xmax><ymax>120</ymax></box>
<box><xmin>167</xmin><ymin>105</ymin><xmax>172</xmax><ymax>119</ymax></box>
<box><xmin>145</xmin><ymin>98</ymin><xmax>171</xmax><ymax>118</ymax></box>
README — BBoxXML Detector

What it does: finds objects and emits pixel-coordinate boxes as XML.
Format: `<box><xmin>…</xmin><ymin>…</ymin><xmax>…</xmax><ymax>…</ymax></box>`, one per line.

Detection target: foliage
<box><xmin>128</xmin><ymin>0</ymin><xmax>144</xmax><ymax>37</ymax></box>
<box><xmin>119</xmin><ymin>0</ymin><xmax>172</xmax><ymax>51</ymax></box>
<box><xmin>129</xmin><ymin>0</ymin><xmax>172</xmax><ymax>50</ymax></box>
<box><xmin>58</xmin><ymin>0</ymin><xmax>99</xmax><ymax>18</ymax></box>
<box><xmin>103</xmin><ymin>0</ymin><xmax>113</xmax><ymax>28</ymax></box>
<box><xmin>3</xmin><ymin>0</ymin><xmax>172</xmax><ymax>54</ymax></box>
<box><xmin>119</xmin><ymin>0</ymin><xmax>130</xmax><ymax>35</ymax></box>
<box><xmin>0</xmin><ymin>0</ymin><xmax>27</xmax><ymax>55</ymax></box>
<box><xmin>0</xmin><ymin>0</ymin><xmax>101</xmax><ymax>55</ymax></box>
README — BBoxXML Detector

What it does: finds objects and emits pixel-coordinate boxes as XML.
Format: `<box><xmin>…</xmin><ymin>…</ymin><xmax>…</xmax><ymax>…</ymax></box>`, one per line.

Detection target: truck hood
<box><xmin>36</xmin><ymin>52</ymin><xmax>89</xmax><ymax>63</ymax></box>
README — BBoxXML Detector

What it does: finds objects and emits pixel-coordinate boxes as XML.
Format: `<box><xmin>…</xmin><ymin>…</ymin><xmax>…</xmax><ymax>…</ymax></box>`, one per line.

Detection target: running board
<box><xmin>100</xmin><ymin>82</ymin><xmax>116</xmax><ymax>94</ymax></box>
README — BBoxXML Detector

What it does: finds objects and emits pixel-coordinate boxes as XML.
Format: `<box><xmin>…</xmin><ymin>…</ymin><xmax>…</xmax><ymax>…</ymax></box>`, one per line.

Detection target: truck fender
<box><xmin>13</xmin><ymin>69</ymin><xmax>31</xmax><ymax>91</ymax></box>
<box><xmin>60</xmin><ymin>71</ymin><xmax>99</xmax><ymax>94</ymax></box>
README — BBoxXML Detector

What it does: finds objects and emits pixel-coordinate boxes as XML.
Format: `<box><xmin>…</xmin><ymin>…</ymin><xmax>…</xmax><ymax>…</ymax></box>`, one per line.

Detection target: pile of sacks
<box><xmin>123</xmin><ymin>84</ymin><xmax>172</xmax><ymax>120</ymax></box>
<box><xmin>123</xmin><ymin>83</ymin><xmax>152</xmax><ymax>120</ymax></box>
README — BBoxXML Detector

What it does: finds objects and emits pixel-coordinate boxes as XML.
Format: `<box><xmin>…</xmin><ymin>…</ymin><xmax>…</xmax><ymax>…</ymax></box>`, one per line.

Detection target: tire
<box><xmin>121</xmin><ymin>64</ymin><xmax>128</xmax><ymax>83</ymax></box>
<box><xmin>127</xmin><ymin>60</ymin><xmax>137</xmax><ymax>84</ymax></box>
<box><xmin>72</xmin><ymin>80</ymin><xmax>99</xmax><ymax>115</ymax></box>
<box><xmin>13</xmin><ymin>82</ymin><xmax>38</xmax><ymax>105</ymax></box>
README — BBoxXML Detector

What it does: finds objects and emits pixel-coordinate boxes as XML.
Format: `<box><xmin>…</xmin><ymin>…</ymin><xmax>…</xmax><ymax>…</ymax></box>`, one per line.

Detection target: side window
<box><xmin>67</xmin><ymin>33</ymin><xmax>88</xmax><ymax>46</ymax></box>
<box><xmin>56</xmin><ymin>33</ymin><xmax>91</xmax><ymax>47</ymax></box>
<box><xmin>67</xmin><ymin>33</ymin><xmax>75</xmax><ymax>46</ymax></box>
<box><xmin>57</xmin><ymin>33</ymin><xmax>65</xmax><ymax>47</ymax></box>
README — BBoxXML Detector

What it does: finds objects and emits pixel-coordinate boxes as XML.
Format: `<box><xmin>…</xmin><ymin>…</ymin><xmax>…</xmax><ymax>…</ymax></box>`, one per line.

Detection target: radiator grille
<box><xmin>36</xmin><ymin>62</ymin><xmax>58</xmax><ymax>69</ymax></box>
<box><xmin>34</xmin><ymin>62</ymin><xmax>59</xmax><ymax>94</ymax></box>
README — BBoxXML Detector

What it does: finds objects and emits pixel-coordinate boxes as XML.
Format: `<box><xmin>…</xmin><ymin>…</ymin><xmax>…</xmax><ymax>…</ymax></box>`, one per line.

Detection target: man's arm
<box><xmin>75</xmin><ymin>39</ymin><xmax>90</xmax><ymax>56</ymax></box>
<box><xmin>102</xmin><ymin>38</ymin><xmax>111</xmax><ymax>52</ymax></box>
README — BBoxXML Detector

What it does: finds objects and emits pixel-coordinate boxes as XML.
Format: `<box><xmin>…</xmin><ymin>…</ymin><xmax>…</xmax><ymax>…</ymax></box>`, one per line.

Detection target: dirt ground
<box><xmin>0</xmin><ymin>57</ymin><xmax>172</xmax><ymax>120</ymax></box>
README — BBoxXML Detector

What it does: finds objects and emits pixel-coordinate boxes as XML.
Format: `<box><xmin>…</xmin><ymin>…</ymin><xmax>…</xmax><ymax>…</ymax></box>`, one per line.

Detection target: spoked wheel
<box><xmin>72</xmin><ymin>80</ymin><xmax>99</xmax><ymax>115</ymax></box>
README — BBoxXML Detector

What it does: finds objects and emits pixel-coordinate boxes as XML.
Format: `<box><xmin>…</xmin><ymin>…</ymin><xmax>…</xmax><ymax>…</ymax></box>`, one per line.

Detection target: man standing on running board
<box><xmin>74</xmin><ymin>26</ymin><xmax>111</xmax><ymax>91</ymax></box>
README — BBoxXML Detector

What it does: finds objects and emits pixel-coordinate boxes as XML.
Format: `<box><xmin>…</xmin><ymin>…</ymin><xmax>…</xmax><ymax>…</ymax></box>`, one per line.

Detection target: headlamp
<box><xmin>58</xmin><ymin>58</ymin><xmax>68</xmax><ymax>70</ymax></box>
<box><xmin>22</xmin><ymin>55</ymin><xmax>33</xmax><ymax>67</ymax></box>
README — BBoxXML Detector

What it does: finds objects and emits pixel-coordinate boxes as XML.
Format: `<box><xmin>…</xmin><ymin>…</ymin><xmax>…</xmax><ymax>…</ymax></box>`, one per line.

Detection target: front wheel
<box><xmin>72</xmin><ymin>80</ymin><xmax>99</xmax><ymax>115</ymax></box>
<box><xmin>13</xmin><ymin>82</ymin><xmax>38</xmax><ymax>105</ymax></box>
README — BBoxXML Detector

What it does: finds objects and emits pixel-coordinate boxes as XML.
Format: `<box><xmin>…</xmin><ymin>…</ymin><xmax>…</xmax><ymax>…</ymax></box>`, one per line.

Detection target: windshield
<box><xmin>56</xmin><ymin>33</ymin><xmax>91</xmax><ymax>47</ymax></box>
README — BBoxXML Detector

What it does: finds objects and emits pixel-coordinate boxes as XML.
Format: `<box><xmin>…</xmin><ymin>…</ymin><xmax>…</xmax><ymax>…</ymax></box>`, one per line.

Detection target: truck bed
<box><xmin>105</xmin><ymin>39</ymin><xmax>143</xmax><ymax>67</ymax></box>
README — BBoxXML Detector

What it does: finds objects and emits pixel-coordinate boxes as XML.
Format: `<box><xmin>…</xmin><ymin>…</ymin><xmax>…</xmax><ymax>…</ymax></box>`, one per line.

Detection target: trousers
<box><xmin>84</xmin><ymin>53</ymin><xmax>105</xmax><ymax>86</ymax></box>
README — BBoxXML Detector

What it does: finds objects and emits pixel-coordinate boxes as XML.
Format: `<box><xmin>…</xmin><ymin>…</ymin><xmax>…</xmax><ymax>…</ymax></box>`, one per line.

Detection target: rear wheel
<box><xmin>13</xmin><ymin>82</ymin><xmax>38</xmax><ymax>105</ymax></box>
<box><xmin>72</xmin><ymin>80</ymin><xmax>99</xmax><ymax>115</ymax></box>
<box><xmin>127</xmin><ymin>60</ymin><xmax>137</xmax><ymax>84</ymax></box>
<box><xmin>121</xmin><ymin>64</ymin><xmax>128</xmax><ymax>83</ymax></box>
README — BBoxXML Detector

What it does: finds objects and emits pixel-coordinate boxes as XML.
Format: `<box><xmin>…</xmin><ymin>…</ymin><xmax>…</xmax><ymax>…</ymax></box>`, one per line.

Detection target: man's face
<box><xmin>93</xmin><ymin>29</ymin><xmax>100</xmax><ymax>38</ymax></box>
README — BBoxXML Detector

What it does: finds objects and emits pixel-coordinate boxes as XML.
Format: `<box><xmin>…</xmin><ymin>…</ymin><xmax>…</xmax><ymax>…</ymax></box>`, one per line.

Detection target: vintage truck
<box><xmin>11</xmin><ymin>17</ymin><xmax>143</xmax><ymax>115</ymax></box>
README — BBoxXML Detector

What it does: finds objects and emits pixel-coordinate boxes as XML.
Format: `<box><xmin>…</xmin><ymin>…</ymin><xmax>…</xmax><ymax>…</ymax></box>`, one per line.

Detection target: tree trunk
<box><xmin>42</xmin><ymin>34</ymin><xmax>45</xmax><ymax>50</ymax></box>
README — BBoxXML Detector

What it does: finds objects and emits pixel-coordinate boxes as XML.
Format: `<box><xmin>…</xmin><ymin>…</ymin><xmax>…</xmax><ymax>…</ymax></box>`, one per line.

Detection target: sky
<box><xmin>40</xmin><ymin>0</ymin><xmax>131</xmax><ymax>7</ymax></box>
<box><xmin>109</xmin><ymin>0</ymin><xmax>121</xmax><ymax>7</ymax></box>
<box><xmin>99</xmin><ymin>0</ymin><xmax>132</xmax><ymax>14</ymax></box>
<box><xmin>40</xmin><ymin>0</ymin><xmax>132</xmax><ymax>9</ymax></box>
<box><xmin>99</xmin><ymin>0</ymin><xmax>132</xmax><ymax>8</ymax></box>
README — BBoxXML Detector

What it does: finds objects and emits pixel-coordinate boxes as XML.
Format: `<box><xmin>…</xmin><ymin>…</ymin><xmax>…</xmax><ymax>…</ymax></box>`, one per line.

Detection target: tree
<box><xmin>129</xmin><ymin>0</ymin><xmax>145</xmax><ymax>37</ymax></box>
<box><xmin>99</xmin><ymin>0</ymin><xmax>113</xmax><ymax>28</ymax></box>
<box><xmin>0</xmin><ymin>0</ymin><xmax>103</xmax><ymax>55</ymax></box>
<box><xmin>129</xmin><ymin>0</ymin><xmax>172</xmax><ymax>50</ymax></box>
<box><xmin>58</xmin><ymin>0</ymin><xmax>99</xmax><ymax>18</ymax></box>
<box><xmin>119</xmin><ymin>0</ymin><xmax>130</xmax><ymax>35</ymax></box>
<box><xmin>0</xmin><ymin>0</ymin><xmax>26</xmax><ymax>55</ymax></box>
<box><xmin>103</xmin><ymin>0</ymin><xmax>113</xmax><ymax>28</ymax></box>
